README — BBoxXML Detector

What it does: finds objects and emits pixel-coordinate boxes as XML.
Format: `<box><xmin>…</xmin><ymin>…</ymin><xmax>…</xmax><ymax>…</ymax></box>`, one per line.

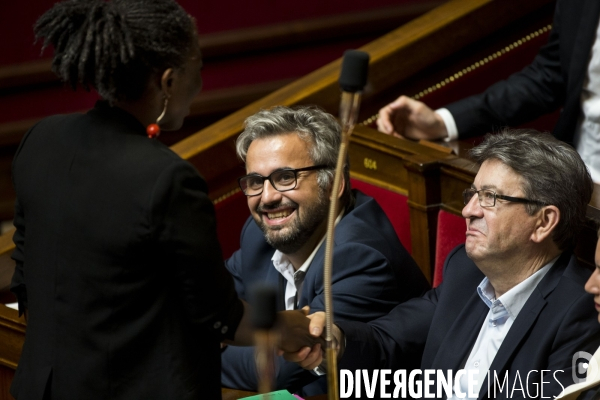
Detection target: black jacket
<box><xmin>10</xmin><ymin>102</ymin><xmax>243</xmax><ymax>399</ymax></box>
<box><xmin>447</xmin><ymin>0</ymin><xmax>600</xmax><ymax>143</ymax></box>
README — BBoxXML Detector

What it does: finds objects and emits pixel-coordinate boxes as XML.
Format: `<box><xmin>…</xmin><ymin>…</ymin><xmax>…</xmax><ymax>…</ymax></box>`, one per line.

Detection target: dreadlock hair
<box><xmin>35</xmin><ymin>0</ymin><xmax>198</xmax><ymax>103</ymax></box>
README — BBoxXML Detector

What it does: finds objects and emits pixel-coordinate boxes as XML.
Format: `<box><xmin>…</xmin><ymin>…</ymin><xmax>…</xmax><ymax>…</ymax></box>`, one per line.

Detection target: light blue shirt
<box><xmin>448</xmin><ymin>258</ymin><xmax>556</xmax><ymax>399</ymax></box>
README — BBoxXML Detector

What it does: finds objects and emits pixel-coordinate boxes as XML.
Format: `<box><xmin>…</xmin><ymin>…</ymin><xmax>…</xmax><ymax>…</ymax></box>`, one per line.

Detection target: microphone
<box><xmin>251</xmin><ymin>284</ymin><xmax>278</xmax><ymax>394</ymax></box>
<box><xmin>338</xmin><ymin>50</ymin><xmax>370</xmax><ymax>137</ymax></box>
<box><xmin>323</xmin><ymin>49</ymin><xmax>369</xmax><ymax>400</ymax></box>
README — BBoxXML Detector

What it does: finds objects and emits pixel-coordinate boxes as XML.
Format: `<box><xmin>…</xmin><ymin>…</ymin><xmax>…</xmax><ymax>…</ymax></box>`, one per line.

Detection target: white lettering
<box><xmin>380</xmin><ymin>369</ymin><xmax>391</xmax><ymax>398</ymax></box>
<box><xmin>492</xmin><ymin>370</ymin><xmax>509</xmax><ymax>397</ymax></box>
<box><xmin>454</xmin><ymin>370</ymin><xmax>466</xmax><ymax>398</ymax></box>
<box><xmin>364</xmin><ymin>369</ymin><xmax>378</xmax><ymax>398</ymax></box>
<box><xmin>553</xmin><ymin>370</ymin><xmax>565</xmax><ymax>399</ymax></box>
<box><xmin>393</xmin><ymin>370</ymin><xmax>407</xmax><ymax>398</ymax></box>
<box><xmin>511</xmin><ymin>371</ymin><xmax>525</xmax><ymax>398</ymax></box>
<box><xmin>423</xmin><ymin>370</ymin><xmax>435</xmax><ymax>398</ymax></box>
<box><xmin>409</xmin><ymin>370</ymin><xmax>423</xmax><ymax>398</ymax></box>
<box><xmin>340</xmin><ymin>370</ymin><xmax>353</xmax><ymax>398</ymax></box>
<box><xmin>526</xmin><ymin>370</ymin><xmax>539</xmax><ymax>398</ymax></box>
<box><xmin>437</xmin><ymin>370</ymin><xmax>454</xmax><ymax>398</ymax></box>
<box><xmin>467</xmin><ymin>369</ymin><xmax>479</xmax><ymax>398</ymax></box>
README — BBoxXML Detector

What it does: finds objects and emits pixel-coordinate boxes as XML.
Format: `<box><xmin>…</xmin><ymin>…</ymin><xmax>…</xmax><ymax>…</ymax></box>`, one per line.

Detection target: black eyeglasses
<box><xmin>462</xmin><ymin>188</ymin><xmax>545</xmax><ymax>208</ymax></box>
<box><xmin>238</xmin><ymin>165</ymin><xmax>329</xmax><ymax>197</ymax></box>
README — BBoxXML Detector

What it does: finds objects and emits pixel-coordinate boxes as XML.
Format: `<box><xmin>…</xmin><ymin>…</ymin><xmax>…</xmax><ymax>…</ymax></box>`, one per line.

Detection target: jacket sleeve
<box><xmin>446</xmin><ymin>0</ymin><xmax>566</xmax><ymax>139</ymax></box>
<box><xmin>150</xmin><ymin>159</ymin><xmax>243</xmax><ymax>341</ymax></box>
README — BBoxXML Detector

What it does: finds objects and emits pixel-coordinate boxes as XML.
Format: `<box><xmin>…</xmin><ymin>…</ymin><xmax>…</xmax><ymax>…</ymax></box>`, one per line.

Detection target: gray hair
<box><xmin>469</xmin><ymin>129</ymin><xmax>593</xmax><ymax>250</ymax></box>
<box><xmin>236</xmin><ymin>105</ymin><xmax>352</xmax><ymax>205</ymax></box>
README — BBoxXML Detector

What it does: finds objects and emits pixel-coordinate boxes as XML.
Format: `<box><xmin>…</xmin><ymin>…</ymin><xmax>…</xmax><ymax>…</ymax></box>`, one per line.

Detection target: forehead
<box><xmin>473</xmin><ymin>158</ymin><xmax>525</xmax><ymax>193</ymax></box>
<box><xmin>245</xmin><ymin>133</ymin><xmax>313</xmax><ymax>173</ymax></box>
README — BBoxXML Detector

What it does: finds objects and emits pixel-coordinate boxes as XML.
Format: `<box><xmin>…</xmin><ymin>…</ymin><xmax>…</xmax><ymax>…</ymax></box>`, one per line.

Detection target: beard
<box><xmin>254</xmin><ymin>188</ymin><xmax>329</xmax><ymax>254</ymax></box>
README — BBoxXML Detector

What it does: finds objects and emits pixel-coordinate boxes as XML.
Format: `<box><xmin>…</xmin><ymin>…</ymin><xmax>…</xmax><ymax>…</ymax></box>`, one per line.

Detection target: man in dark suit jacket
<box><xmin>289</xmin><ymin>130</ymin><xmax>600</xmax><ymax>399</ymax></box>
<box><xmin>221</xmin><ymin>106</ymin><xmax>429</xmax><ymax>395</ymax></box>
<box><xmin>376</xmin><ymin>0</ymin><xmax>600</xmax><ymax>178</ymax></box>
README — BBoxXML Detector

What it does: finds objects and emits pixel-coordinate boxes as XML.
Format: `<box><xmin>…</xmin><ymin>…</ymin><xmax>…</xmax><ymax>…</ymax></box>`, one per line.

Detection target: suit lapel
<box><xmin>479</xmin><ymin>290</ymin><xmax>547</xmax><ymax>398</ymax></box>
<box><xmin>430</xmin><ymin>291</ymin><xmax>489</xmax><ymax>372</ymax></box>
<box><xmin>478</xmin><ymin>252</ymin><xmax>571</xmax><ymax>399</ymax></box>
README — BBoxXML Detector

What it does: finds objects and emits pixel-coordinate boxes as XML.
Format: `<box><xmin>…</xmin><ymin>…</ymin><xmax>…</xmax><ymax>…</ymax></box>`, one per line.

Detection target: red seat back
<box><xmin>350</xmin><ymin>178</ymin><xmax>412</xmax><ymax>254</ymax></box>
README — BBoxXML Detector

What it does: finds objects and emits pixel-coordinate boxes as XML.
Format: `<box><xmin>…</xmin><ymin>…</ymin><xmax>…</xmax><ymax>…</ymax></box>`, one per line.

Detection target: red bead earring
<box><xmin>147</xmin><ymin>98</ymin><xmax>168</xmax><ymax>139</ymax></box>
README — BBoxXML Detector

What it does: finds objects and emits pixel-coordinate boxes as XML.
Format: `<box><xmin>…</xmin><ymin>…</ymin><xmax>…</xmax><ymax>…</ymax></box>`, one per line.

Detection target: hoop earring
<box><xmin>146</xmin><ymin>98</ymin><xmax>168</xmax><ymax>139</ymax></box>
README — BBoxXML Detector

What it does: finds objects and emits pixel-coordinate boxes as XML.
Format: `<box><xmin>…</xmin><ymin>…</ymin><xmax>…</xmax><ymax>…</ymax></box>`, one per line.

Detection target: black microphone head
<box><xmin>250</xmin><ymin>284</ymin><xmax>278</xmax><ymax>330</ymax></box>
<box><xmin>339</xmin><ymin>50</ymin><xmax>370</xmax><ymax>93</ymax></box>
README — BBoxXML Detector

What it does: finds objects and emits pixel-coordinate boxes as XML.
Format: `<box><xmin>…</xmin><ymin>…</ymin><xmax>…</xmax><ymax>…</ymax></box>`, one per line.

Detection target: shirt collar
<box><xmin>271</xmin><ymin>211</ymin><xmax>343</xmax><ymax>275</ymax></box>
<box><xmin>477</xmin><ymin>256</ymin><xmax>557</xmax><ymax>320</ymax></box>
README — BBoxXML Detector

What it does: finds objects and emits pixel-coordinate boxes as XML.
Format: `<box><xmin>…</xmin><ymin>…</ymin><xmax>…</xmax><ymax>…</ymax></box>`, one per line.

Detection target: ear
<box><xmin>328</xmin><ymin>175</ymin><xmax>346</xmax><ymax>201</ymax></box>
<box><xmin>530</xmin><ymin>205</ymin><xmax>560</xmax><ymax>244</ymax></box>
<box><xmin>160</xmin><ymin>68</ymin><xmax>175</xmax><ymax>98</ymax></box>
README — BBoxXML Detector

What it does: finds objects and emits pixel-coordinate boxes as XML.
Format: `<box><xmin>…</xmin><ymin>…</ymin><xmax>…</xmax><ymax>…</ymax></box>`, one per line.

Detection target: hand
<box><xmin>282</xmin><ymin>311</ymin><xmax>327</xmax><ymax>370</ymax></box>
<box><xmin>376</xmin><ymin>95</ymin><xmax>449</xmax><ymax>140</ymax></box>
<box><xmin>277</xmin><ymin>308</ymin><xmax>325</xmax><ymax>353</ymax></box>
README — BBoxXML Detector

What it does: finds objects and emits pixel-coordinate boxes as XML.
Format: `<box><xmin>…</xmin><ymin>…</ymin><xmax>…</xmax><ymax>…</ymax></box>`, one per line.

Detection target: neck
<box><xmin>114</xmin><ymin>98</ymin><xmax>162</xmax><ymax>128</ymax></box>
<box><xmin>112</xmin><ymin>81</ymin><xmax>163</xmax><ymax>128</ymax></box>
<box><xmin>485</xmin><ymin>243</ymin><xmax>561</xmax><ymax>298</ymax></box>
<box><xmin>286</xmin><ymin>220</ymin><xmax>328</xmax><ymax>270</ymax></box>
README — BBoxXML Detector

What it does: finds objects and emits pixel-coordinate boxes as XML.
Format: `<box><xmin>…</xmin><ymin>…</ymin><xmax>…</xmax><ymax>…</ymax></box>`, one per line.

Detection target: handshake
<box><xmin>277</xmin><ymin>309</ymin><xmax>344</xmax><ymax>373</ymax></box>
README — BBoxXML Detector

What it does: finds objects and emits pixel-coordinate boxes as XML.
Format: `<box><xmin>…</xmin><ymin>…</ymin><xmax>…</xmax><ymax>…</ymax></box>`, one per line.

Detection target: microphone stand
<box><xmin>323</xmin><ymin>90</ymin><xmax>362</xmax><ymax>400</ymax></box>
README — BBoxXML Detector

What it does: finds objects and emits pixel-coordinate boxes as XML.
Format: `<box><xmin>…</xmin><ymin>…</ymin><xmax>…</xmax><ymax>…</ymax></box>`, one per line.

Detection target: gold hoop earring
<box><xmin>146</xmin><ymin>98</ymin><xmax>168</xmax><ymax>139</ymax></box>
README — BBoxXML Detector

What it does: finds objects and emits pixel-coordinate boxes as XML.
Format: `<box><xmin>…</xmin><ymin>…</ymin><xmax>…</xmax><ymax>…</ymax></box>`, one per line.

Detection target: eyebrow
<box><xmin>470</xmin><ymin>184</ymin><xmax>498</xmax><ymax>190</ymax></box>
<box><xmin>245</xmin><ymin>167</ymin><xmax>294</xmax><ymax>176</ymax></box>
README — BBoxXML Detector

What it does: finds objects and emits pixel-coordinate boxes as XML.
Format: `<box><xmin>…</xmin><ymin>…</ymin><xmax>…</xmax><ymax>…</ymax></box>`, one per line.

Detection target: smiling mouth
<box><xmin>267</xmin><ymin>209</ymin><xmax>293</xmax><ymax>220</ymax></box>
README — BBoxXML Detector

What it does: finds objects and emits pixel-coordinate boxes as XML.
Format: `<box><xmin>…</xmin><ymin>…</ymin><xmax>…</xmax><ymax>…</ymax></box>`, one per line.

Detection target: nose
<box><xmin>462</xmin><ymin>191</ymin><xmax>483</xmax><ymax>219</ymax></box>
<box><xmin>585</xmin><ymin>269</ymin><xmax>600</xmax><ymax>295</ymax></box>
<box><xmin>260</xmin><ymin>178</ymin><xmax>282</xmax><ymax>204</ymax></box>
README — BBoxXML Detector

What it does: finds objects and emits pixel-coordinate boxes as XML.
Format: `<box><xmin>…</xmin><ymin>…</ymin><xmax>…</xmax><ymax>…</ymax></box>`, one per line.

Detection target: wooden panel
<box><xmin>0</xmin><ymin>3</ymin><xmax>442</xmax><ymax>91</ymax></box>
<box><xmin>0</xmin><ymin>306</ymin><xmax>24</xmax><ymax>370</ymax></box>
<box><xmin>349</xmin><ymin>125</ymin><xmax>455</xmax><ymax>279</ymax></box>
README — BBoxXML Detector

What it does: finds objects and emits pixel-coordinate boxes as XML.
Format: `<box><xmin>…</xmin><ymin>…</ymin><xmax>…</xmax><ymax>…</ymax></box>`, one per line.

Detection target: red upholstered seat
<box><xmin>433</xmin><ymin>210</ymin><xmax>465</xmax><ymax>287</ymax></box>
<box><xmin>350</xmin><ymin>178</ymin><xmax>412</xmax><ymax>254</ymax></box>
<box><xmin>214</xmin><ymin>190</ymin><xmax>251</xmax><ymax>260</ymax></box>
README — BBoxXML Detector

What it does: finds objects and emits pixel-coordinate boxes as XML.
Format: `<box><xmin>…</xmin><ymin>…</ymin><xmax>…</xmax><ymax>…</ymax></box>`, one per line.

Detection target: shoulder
<box><xmin>336</xmin><ymin>191</ymin><xmax>399</xmax><ymax>245</ymax></box>
<box><xmin>439</xmin><ymin>244</ymin><xmax>485</xmax><ymax>287</ymax></box>
<box><xmin>544</xmin><ymin>253</ymin><xmax>594</xmax><ymax>305</ymax></box>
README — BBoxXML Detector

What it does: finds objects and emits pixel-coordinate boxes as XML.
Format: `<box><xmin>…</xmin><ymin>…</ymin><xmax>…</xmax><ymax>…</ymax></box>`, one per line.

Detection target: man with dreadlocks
<box><xmin>8</xmin><ymin>1</ymin><xmax>314</xmax><ymax>399</ymax></box>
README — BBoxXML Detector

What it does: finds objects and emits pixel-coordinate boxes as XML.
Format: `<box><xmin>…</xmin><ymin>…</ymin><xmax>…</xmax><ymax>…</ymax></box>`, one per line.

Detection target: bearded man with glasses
<box><xmin>288</xmin><ymin>129</ymin><xmax>600</xmax><ymax>400</ymax></box>
<box><xmin>220</xmin><ymin>105</ymin><xmax>429</xmax><ymax>396</ymax></box>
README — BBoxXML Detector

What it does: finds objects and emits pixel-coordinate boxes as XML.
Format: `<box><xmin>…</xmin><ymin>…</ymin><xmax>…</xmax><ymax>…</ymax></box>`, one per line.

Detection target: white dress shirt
<box><xmin>271</xmin><ymin>212</ymin><xmax>342</xmax><ymax>311</ymax></box>
<box><xmin>575</xmin><ymin>20</ymin><xmax>600</xmax><ymax>183</ymax></box>
<box><xmin>271</xmin><ymin>235</ymin><xmax>326</xmax><ymax>311</ymax></box>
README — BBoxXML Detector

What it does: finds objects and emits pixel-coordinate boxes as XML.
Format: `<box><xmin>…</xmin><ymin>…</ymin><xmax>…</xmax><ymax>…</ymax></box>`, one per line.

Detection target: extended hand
<box><xmin>281</xmin><ymin>311</ymin><xmax>344</xmax><ymax>371</ymax></box>
<box><xmin>376</xmin><ymin>95</ymin><xmax>449</xmax><ymax>140</ymax></box>
<box><xmin>277</xmin><ymin>309</ymin><xmax>325</xmax><ymax>353</ymax></box>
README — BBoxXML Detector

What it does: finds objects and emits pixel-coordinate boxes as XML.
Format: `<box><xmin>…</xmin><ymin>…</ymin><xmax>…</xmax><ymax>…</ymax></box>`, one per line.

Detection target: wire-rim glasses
<box><xmin>238</xmin><ymin>165</ymin><xmax>329</xmax><ymax>197</ymax></box>
<box><xmin>462</xmin><ymin>188</ymin><xmax>545</xmax><ymax>207</ymax></box>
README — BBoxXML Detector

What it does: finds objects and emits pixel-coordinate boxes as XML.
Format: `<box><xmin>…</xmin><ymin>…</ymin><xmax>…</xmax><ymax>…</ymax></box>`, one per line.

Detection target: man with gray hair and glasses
<box><xmin>220</xmin><ymin>105</ymin><xmax>429</xmax><ymax>396</ymax></box>
<box><xmin>289</xmin><ymin>129</ymin><xmax>600</xmax><ymax>399</ymax></box>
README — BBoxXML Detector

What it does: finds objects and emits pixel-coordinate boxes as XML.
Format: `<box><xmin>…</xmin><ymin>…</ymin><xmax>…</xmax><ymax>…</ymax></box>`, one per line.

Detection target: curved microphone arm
<box><xmin>323</xmin><ymin>89</ymin><xmax>362</xmax><ymax>400</ymax></box>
